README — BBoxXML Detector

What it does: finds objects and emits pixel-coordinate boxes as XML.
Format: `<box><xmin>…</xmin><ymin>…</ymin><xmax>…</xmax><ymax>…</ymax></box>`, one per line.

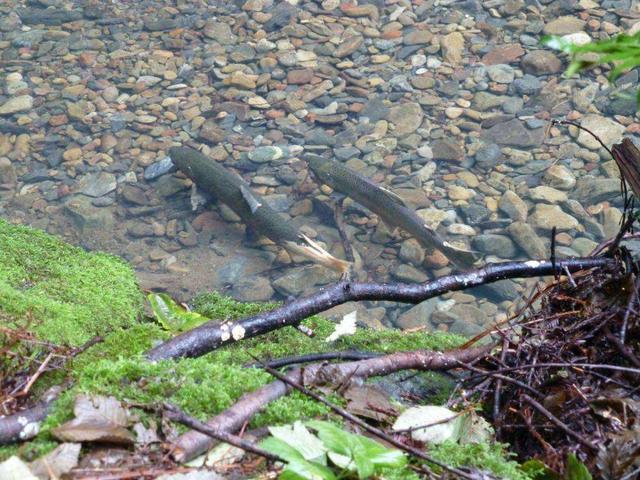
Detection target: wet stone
<box><xmin>388</xmin><ymin>103</ymin><xmax>423</xmax><ymax>137</ymax></box>
<box><xmin>144</xmin><ymin>157</ymin><xmax>175</xmax><ymax>181</ymax></box>
<box><xmin>521</xmin><ymin>51</ymin><xmax>562</xmax><ymax>75</ymax></box>
<box><xmin>64</xmin><ymin>196</ymin><xmax>114</xmax><ymax>233</ymax></box>
<box><xmin>482</xmin><ymin>118</ymin><xmax>544</xmax><ymax>148</ymax></box>
<box><xmin>203</xmin><ymin>21</ymin><xmax>237</xmax><ymax>44</ymax></box>
<box><xmin>507</xmin><ymin>221</ymin><xmax>547</xmax><ymax>258</ymax></box>
<box><xmin>0</xmin><ymin>95</ymin><xmax>33</xmax><ymax>116</ymax></box>
<box><xmin>529</xmin><ymin>204</ymin><xmax>579</xmax><ymax>232</ymax></box>
<box><xmin>499</xmin><ymin>190</ymin><xmax>528</xmax><ymax>221</ymax></box>
<box><xmin>472</xmin><ymin>234</ymin><xmax>518</xmax><ymax>258</ymax></box>
<box><xmin>249</xmin><ymin>146</ymin><xmax>284</xmax><ymax>163</ymax></box>
<box><xmin>432</xmin><ymin>139</ymin><xmax>464</xmax><ymax>162</ymax></box>
<box><xmin>572</xmin><ymin>177</ymin><xmax>621</xmax><ymax>205</ymax></box>
<box><xmin>474</xmin><ymin>143</ymin><xmax>503</xmax><ymax>170</ymax></box>
<box><xmin>75</xmin><ymin>172</ymin><xmax>117</xmax><ymax>198</ymax></box>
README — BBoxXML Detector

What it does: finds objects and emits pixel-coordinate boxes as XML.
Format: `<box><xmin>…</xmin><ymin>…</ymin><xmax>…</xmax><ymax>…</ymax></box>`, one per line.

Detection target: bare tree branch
<box><xmin>0</xmin><ymin>387</ymin><xmax>61</xmax><ymax>444</ymax></box>
<box><xmin>147</xmin><ymin>258</ymin><xmax>612</xmax><ymax>361</ymax></box>
<box><xmin>172</xmin><ymin>345</ymin><xmax>491</xmax><ymax>463</ymax></box>
<box><xmin>163</xmin><ymin>403</ymin><xmax>282</xmax><ymax>462</ymax></box>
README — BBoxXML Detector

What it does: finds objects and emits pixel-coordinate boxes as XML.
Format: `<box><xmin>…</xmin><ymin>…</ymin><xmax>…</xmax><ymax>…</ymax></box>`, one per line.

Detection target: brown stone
<box><xmin>49</xmin><ymin>114</ymin><xmax>68</xmax><ymax>127</ymax></box>
<box><xmin>287</xmin><ymin>69</ymin><xmax>314</xmax><ymax>84</ymax></box>
<box><xmin>481</xmin><ymin>44</ymin><xmax>525</xmax><ymax>65</ymax></box>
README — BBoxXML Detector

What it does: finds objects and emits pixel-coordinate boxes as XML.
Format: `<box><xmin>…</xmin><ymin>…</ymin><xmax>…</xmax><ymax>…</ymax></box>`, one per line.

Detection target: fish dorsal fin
<box><xmin>379</xmin><ymin>185</ymin><xmax>407</xmax><ymax>207</ymax></box>
<box><xmin>239</xmin><ymin>184</ymin><xmax>262</xmax><ymax>214</ymax></box>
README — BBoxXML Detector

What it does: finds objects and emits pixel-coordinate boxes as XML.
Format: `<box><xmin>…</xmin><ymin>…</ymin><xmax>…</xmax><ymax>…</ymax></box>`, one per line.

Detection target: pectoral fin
<box><xmin>379</xmin><ymin>185</ymin><xmax>407</xmax><ymax>207</ymax></box>
<box><xmin>239</xmin><ymin>184</ymin><xmax>262</xmax><ymax>214</ymax></box>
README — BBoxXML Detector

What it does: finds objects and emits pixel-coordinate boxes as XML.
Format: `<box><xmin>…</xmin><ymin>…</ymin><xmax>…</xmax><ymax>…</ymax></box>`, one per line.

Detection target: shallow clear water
<box><xmin>0</xmin><ymin>0</ymin><xmax>638</xmax><ymax>334</ymax></box>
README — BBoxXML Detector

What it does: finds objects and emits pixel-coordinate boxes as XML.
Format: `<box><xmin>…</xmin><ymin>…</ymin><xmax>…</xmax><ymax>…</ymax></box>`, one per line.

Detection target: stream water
<box><xmin>0</xmin><ymin>0</ymin><xmax>638</xmax><ymax>335</ymax></box>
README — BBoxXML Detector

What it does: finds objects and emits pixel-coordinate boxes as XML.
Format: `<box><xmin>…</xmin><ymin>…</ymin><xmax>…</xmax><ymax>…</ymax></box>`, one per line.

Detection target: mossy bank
<box><xmin>0</xmin><ymin>220</ymin><xmax>529</xmax><ymax>479</ymax></box>
<box><xmin>0</xmin><ymin>219</ymin><xmax>142</xmax><ymax>346</ymax></box>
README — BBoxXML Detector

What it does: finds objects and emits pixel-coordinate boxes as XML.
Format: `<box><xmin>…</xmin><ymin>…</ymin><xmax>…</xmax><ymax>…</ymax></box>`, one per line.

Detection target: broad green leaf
<box><xmin>351</xmin><ymin>434</ymin><xmax>407</xmax><ymax>468</ymax></box>
<box><xmin>260</xmin><ymin>437</ymin><xmax>307</xmax><ymax>463</ymax></box>
<box><xmin>268</xmin><ymin>422</ymin><xmax>327</xmax><ymax>463</ymax></box>
<box><xmin>147</xmin><ymin>293</ymin><xmax>207</xmax><ymax>332</ymax></box>
<box><xmin>281</xmin><ymin>459</ymin><xmax>337</xmax><ymax>480</ymax></box>
<box><xmin>352</xmin><ymin>448</ymin><xmax>375</xmax><ymax>479</ymax></box>
<box><xmin>565</xmin><ymin>454</ymin><xmax>592</xmax><ymax>480</ymax></box>
<box><xmin>306</xmin><ymin>421</ymin><xmax>353</xmax><ymax>457</ymax></box>
<box><xmin>327</xmin><ymin>451</ymin><xmax>355</xmax><ymax>471</ymax></box>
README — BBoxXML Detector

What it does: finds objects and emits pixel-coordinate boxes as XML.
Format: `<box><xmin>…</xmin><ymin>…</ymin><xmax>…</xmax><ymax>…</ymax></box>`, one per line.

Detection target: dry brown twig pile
<box><xmin>459</xmin><ymin>244</ymin><xmax>640</xmax><ymax>477</ymax></box>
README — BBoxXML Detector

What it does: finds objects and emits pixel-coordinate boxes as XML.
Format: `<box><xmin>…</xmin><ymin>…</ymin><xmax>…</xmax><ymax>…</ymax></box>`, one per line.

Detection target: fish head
<box><xmin>168</xmin><ymin>146</ymin><xmax>187</xmax><ymax>169</ymax></box>
<box><xmin>303</xmin><ymin>153</ymin><xmax>332</xmax><ymax>183</ymax></box>
<box><xmin>168</xmin><ymin>146</ymin><xmax>202</xmax><ymax>179</ymax></box>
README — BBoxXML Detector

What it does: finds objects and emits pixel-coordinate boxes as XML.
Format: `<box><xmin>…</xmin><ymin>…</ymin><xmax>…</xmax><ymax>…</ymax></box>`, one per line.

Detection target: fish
<box><xmin>303</xmin><ymin>153</ymin><xmax>477</xmax><ymax>270</ymax></box>
<box><xmin>169</xmin><ymin>146</ymin><xmax>350</xmax><ymax>274</ymax></box>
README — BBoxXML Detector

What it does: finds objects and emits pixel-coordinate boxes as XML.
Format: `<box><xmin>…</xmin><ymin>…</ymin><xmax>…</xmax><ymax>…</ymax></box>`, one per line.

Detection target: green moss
<box><xmin>1</xmin><ymin>268</ymin><xmax>469</xmax><ymax>464</ymax></box>
<box><xmin>428</xmin><ymin>441</ymin><xmax>533</xmax><ymax>480</ymax></box>
<box><xmin>0</xmin><ymin>219</ymin><xmax>143</xmax><ymax>346</ymax></box>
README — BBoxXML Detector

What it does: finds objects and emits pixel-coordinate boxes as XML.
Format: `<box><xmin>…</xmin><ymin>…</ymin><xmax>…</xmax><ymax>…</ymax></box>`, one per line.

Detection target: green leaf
<box><xmin>147</xmin><ymin>293</ymin><xmax>207</xmax><ymax>333</ymax></box>
<box><xmin>260</xmin><ymin>437</ymin><xmax>307</xmax><ymax>463</ymax></box>
<box><xmin>268</xmin><ymin>422</ymin><xmax>327</xmax><ymax>463</ymax></box>
<box><xmin>306</xmin><ymin>421</ymin><xmax>353</xmax><ymax>457</ymax></box>
<box><xmin>352</xmin><ymin>449</ymin><xmax>375</xmax><ymax>479</ymax></box>
<box><xmin>565</xmin><ymin>453</ymin><xmax>592</xmax><ymax>480</ymax></box>
<box><xmin>281</xmin><ymin>459</ymin><xmax>337</xmax><ymax>480</ymax></box>
<box><xmin>520</xmin><ymin>459</ymin><xmax>560</xmax><ymax>480</ymax></box>
<box><xmin>351</xmin><ymin>435</ymin><xmax>407</xmax><ymax>468</ymax></box>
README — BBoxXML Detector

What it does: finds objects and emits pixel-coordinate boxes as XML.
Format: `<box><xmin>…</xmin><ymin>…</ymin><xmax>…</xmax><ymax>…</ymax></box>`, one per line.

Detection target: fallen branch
<box><xmin>244</xmin><ymin>350</ymin><xmax>382</xmax><ymax>369</ymax></box>
<box><xmin>0</xmin><ymin>386</ymin><xmax>61</xmax><ymax>444</ymax></box>
<box><xmin>163</xmin><ymin>403</ymin><xmax>282</xmax><ymax>462</ymax></box>
<box><xmin>257</xmin><ymin>359</ymin><xmax>476</xmax><ymax>480</ymax></box>
<box><xmin>147</xmin><ymin>257</ymin><xmax>612</xmax><ymax>360</ymax></box>
<box><xmin>171</xmin><ymin>345</ymin><xmax>491</xmax><ymax>463</ymax></box>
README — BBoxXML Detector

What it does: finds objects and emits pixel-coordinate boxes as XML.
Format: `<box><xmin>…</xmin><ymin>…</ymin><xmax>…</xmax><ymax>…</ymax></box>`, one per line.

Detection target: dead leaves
<box><xmin>52</xmin><ymin>395</ymin><xmax>134</xmax><ymax>445</ymax></box>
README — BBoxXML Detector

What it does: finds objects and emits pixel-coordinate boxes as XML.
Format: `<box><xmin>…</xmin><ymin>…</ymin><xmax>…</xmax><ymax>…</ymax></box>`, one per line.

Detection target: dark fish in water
<box><xmin>169</xmin><ymin>146</ymin><xmax>350</xmax><ymax>274</ymax></box>
<box><xmin>304</xmin><ymin>153</ymin><xmax>477</xmax><ymax>270</ymax></box>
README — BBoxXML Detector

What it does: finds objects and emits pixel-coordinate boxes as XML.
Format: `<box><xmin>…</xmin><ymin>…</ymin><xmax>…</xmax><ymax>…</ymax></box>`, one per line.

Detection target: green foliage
<box><xmin>565</xmin><ymin>454</ymin><xmax>592</xmax><ymax>480</ymax></box>
<box><xmin>520</xmin><ymin>454</ymin><xmax>592</xmax><ymax>480</ymax></box>
<box><xmin>0</xmin><ymin>219</ymin><xmax>143</xmax><ymax>346</ymax></box>
<box><xmin>147</xmin><ymin>292</ymin><xmax>208</xmax><ymax>332</ymax></box>
<box><xmin>260</xmin><ymin>420</ymin><xmax>408</xmax><ymax>480</ymax></box>
<box><xmin>428</xmin><ymin>441</ymin><xmax>533</xmax><ymax>480</ymax></box>
<box><xmin>542</xmin><ymin>32</ymin><xmax>640</xmax><ymax>104</ymax></box>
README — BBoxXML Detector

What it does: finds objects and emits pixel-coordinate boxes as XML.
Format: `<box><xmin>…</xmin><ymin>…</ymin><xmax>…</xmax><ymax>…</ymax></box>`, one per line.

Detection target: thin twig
<box><xmin>163</xmin><ymin>403</ymin><xmax>282</xmax><ymax>462</ymax></box>
<box><xmin>465</xmin><ymin>362</ymin><xmax>640</xmax><ymax>382</ymax></box>
<box><xmin>254</xmin><ymin>357</ymin><xmax>476</xmax><ymax>480</ymax></box>
<box><xmin>521</xmin><ymin>394</ymin><xmax>597</xmax><ymax>451</ymax></box>
<box><xmin>245</xmin><ymin>351</ymin><xmax>382</xmax><ymax>369</ymax></box>
<box><xmin>147</xmin><ymin>257</ymin><xmax>613</xmax><ymax>360</ymax></box>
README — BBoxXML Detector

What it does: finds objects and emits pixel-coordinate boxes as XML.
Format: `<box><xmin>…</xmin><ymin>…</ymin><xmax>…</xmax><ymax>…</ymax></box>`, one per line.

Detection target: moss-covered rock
<box><xmin>0</xmin><ymin>219</ymin><xmax>143</xmax><ymax>346</ymax></box>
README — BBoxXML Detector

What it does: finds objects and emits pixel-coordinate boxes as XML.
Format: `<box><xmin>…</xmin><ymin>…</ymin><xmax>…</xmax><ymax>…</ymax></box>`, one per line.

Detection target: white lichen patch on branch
<box><xmin>17</xmin><ymin>416</ymin><xmax>40</xmax><ymax>439</ymax></box>
<box><xmin>219</xmin><ymin>322</ymin><xmax>231</xmax><ymax>342</ymax></box>
<box><xmin>524</xmin><ymin>260</ymin><xmax>543</xmax><ymax>268</ymax></box>
<box><xmin>231</xmin><ymin>324</ymin><xmax>246</xmax><ymax>341</ymax></box>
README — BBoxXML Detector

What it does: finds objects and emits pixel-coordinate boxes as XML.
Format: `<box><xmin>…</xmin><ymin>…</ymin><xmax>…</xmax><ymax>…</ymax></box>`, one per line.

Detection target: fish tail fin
<box><xmin>285</xmin><ymin>234</ymin><xmax>352</xmax><ymax>274</ymax></box>
<box><xmin>441</xmin><ymin>241</ymin><xmax>479</xmax><ymax>270</ymax></box>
